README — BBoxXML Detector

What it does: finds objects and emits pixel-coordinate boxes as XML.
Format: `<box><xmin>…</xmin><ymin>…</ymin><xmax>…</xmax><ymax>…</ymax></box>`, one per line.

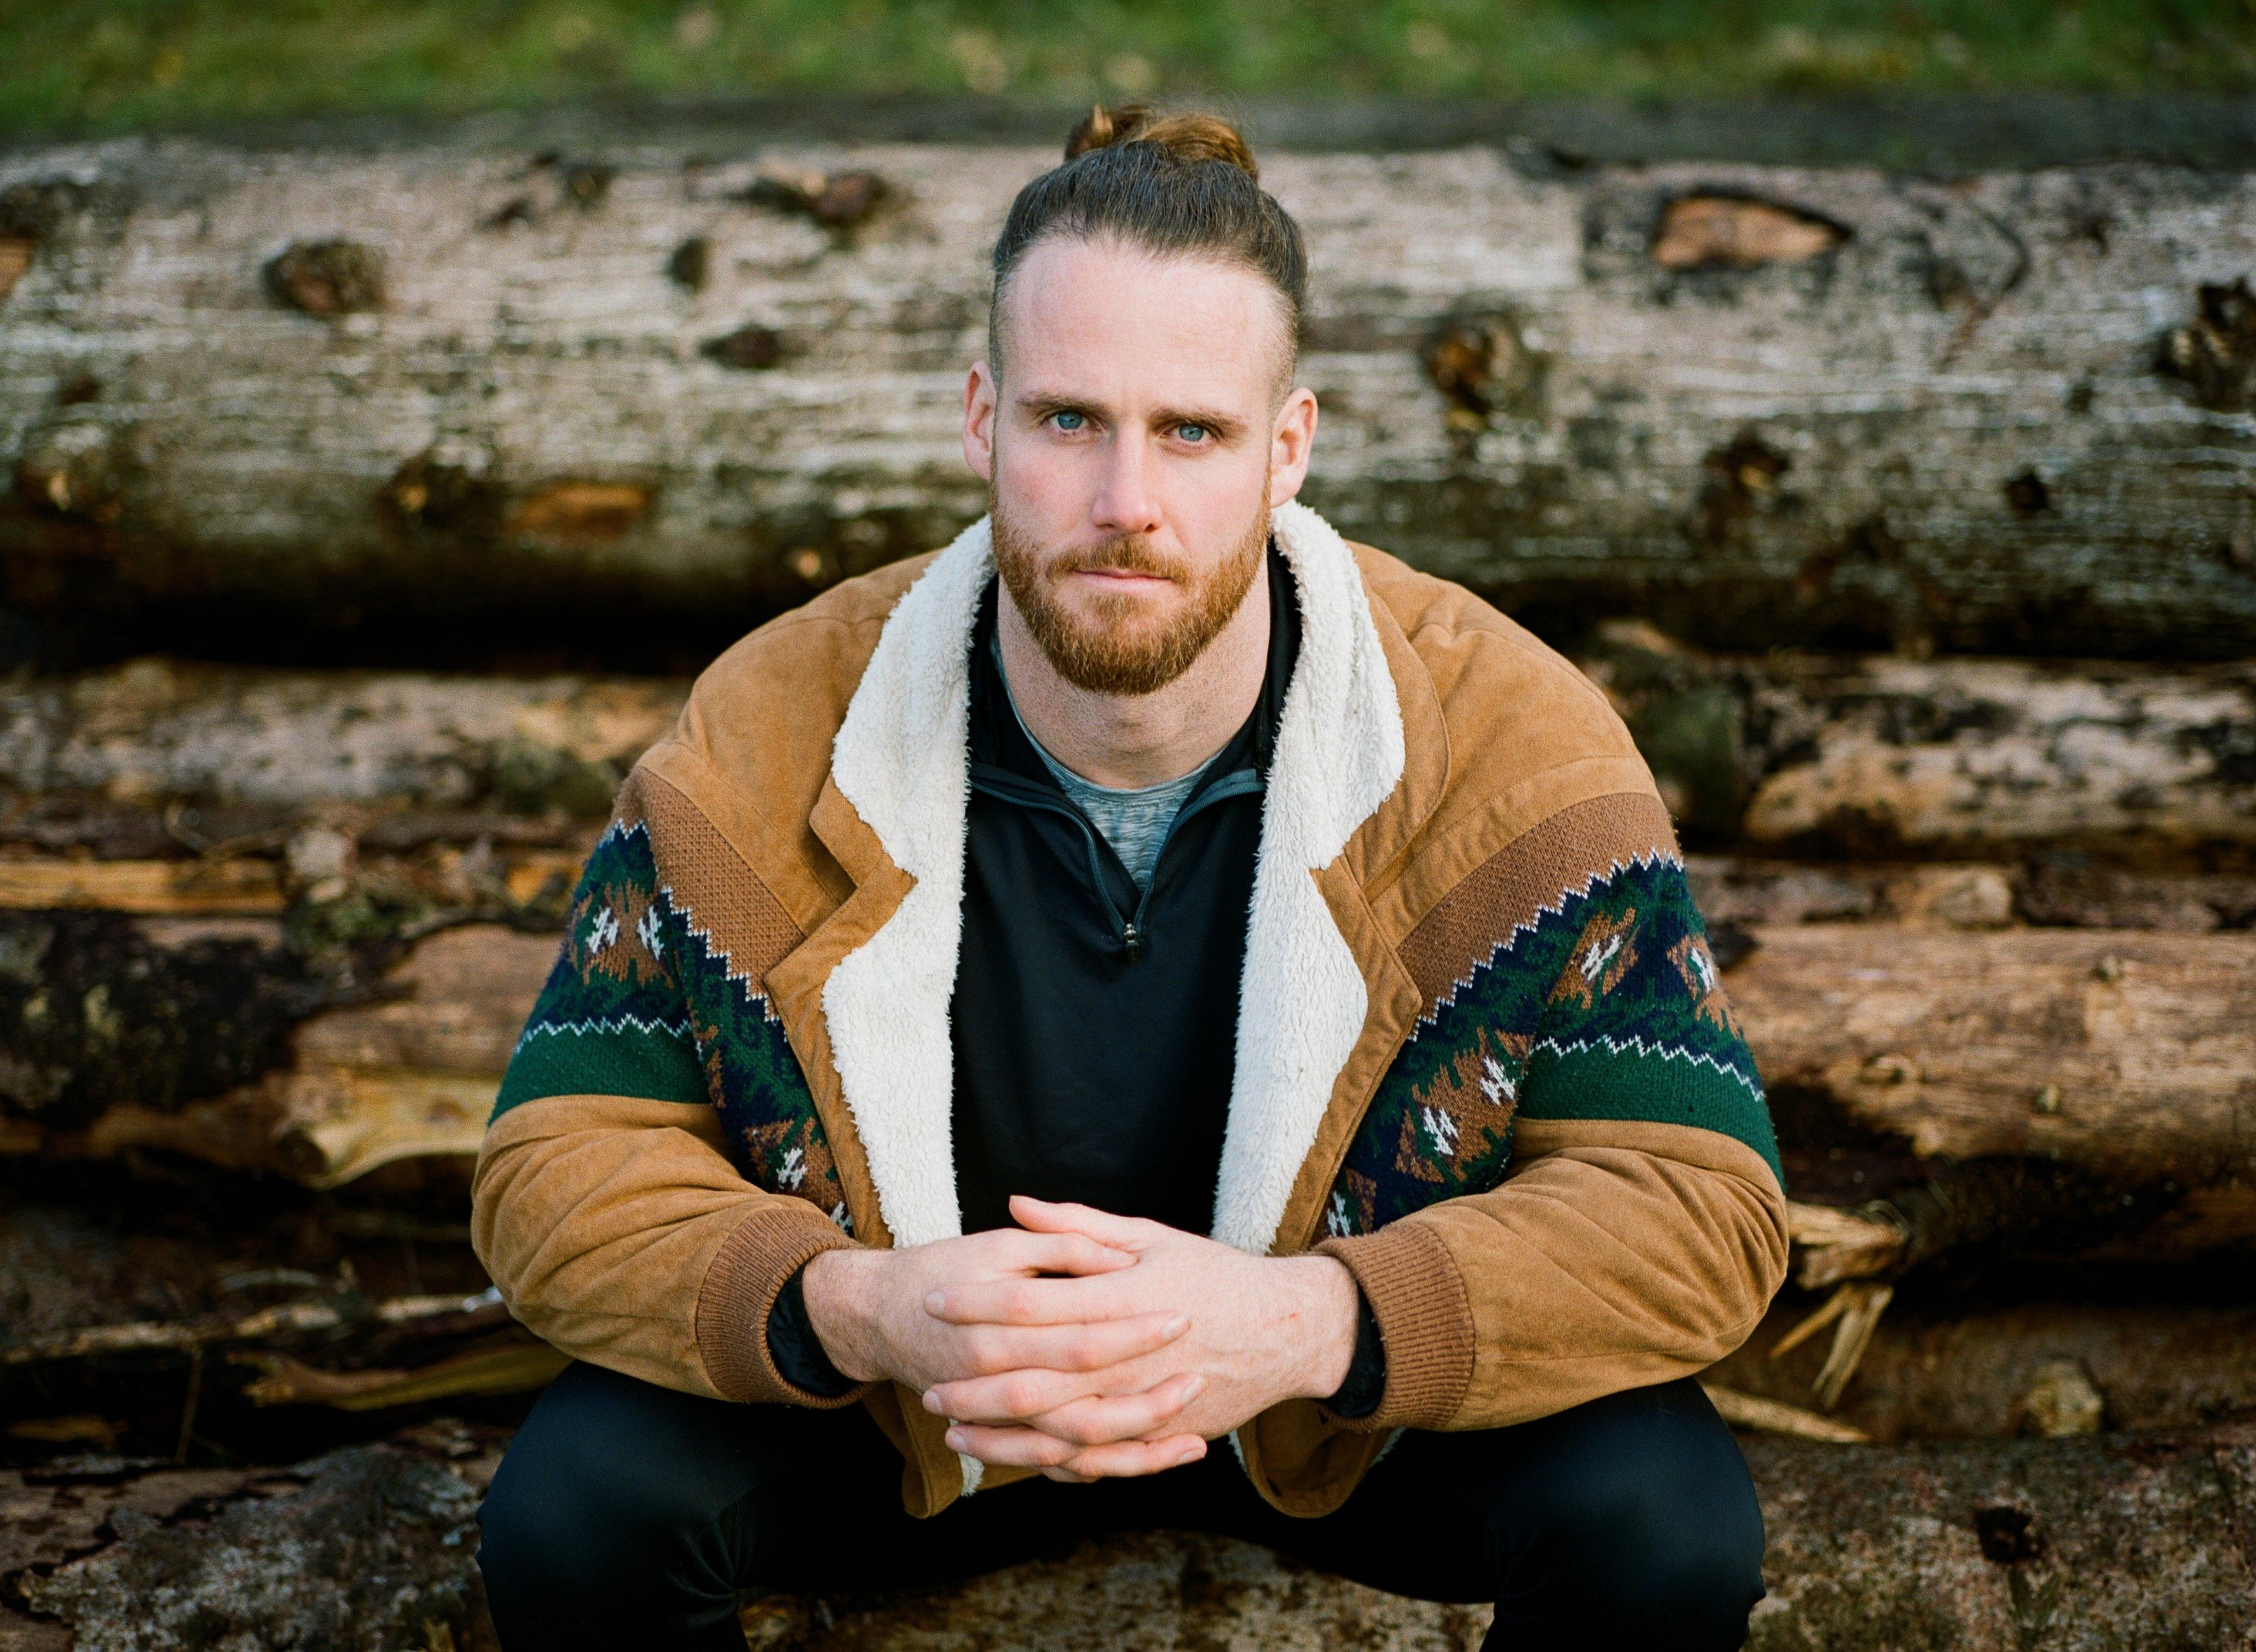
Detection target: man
<box><xmin>472</xmin><ymin>105</ymin><xmax>1787</xmax><ymax>1651</ymax></box>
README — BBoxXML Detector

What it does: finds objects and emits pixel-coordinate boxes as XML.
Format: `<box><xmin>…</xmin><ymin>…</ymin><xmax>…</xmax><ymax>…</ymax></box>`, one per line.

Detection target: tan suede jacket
<box><xmin>471</xmin><ymin>501</ymin><xmax>1790</xmax><ymax>1520</ymax></box>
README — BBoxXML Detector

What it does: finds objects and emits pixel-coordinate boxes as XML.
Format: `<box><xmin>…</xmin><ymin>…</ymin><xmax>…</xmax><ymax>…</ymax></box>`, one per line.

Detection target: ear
<box><xmin>1267</xmin><ymin>385</ymin><xmax>1318</xmax><ymax>508</ymax></box>
<box><xmin>963</xmin><ymin>360</ymin><xmax>998</xmax><ymax>483</ymax></box>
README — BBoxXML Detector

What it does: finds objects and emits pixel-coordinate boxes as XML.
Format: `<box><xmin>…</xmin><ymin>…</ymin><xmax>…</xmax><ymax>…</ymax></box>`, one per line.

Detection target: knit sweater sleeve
<box><xmin>471</xmin><ymin>781</ymin><xmax>871</xmax><ymax>1409</ymax></box>
<box><xmin>1315</xmin><ymin>791</ymin><xmax>1788</xmax><ymax>1432</ymax></box>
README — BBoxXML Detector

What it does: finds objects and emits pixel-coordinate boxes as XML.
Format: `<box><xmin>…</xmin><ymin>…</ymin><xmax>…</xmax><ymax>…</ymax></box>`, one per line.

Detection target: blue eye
<box><xmin>1175</xmin><ymin>423</ymin><xmax>1208</xmax><ymax>442</ymax></box>
<box><xmin>1052</xmin><ymin>411</ymin><xmax>1086</xmax><ymax>431</ymax></box>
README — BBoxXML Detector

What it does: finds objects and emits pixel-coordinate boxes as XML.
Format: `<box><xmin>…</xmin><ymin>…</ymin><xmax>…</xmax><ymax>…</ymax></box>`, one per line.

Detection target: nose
<box><xmin>1090</xmin><ymin>429</ymin><xmax>1163</xmax><ymax>538</ymax></box>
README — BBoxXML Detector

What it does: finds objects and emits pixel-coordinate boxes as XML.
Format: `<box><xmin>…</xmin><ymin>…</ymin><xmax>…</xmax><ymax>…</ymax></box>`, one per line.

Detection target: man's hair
<box><xmin>986</xmin><ymin>104</ymin><xmax>1308</xmax><ymax>386</ymax></box>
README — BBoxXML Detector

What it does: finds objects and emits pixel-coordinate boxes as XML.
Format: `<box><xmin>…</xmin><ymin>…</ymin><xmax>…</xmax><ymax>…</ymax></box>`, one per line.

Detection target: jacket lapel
<box><xmin>1208</xmin><ymin>501</ymin><xmax>1408</xmax><ymax>1254</ymax></box>
<box><xmin>818</xmin><ymin>514</ymin><xmax>995</xmax><ymax>1253</ymax></box>
<box><xmin>815</xmin><ymin>502</ymin><xmax>1411</xmax><ymax>1266</ymax></box>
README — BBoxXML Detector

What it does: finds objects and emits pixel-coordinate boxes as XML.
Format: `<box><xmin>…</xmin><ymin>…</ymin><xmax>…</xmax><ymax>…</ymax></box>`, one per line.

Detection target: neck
<box><xmin>997</xmin><ymin>553</ymin><xmax>1272</xmax><ymax>790</ymax></box>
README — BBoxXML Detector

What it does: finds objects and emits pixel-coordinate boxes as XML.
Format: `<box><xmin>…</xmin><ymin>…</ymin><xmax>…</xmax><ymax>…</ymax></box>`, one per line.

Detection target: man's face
<box><xmin>965</xmin><ymin>234</ymin><xmax>1316</xmax><ymax>696</ymax></box>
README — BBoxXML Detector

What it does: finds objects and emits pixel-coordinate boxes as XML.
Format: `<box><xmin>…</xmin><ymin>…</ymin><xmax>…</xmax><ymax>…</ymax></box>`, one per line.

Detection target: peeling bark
<box><xmin>1586</xmin><ymin>627</ymin><xmax>2256</xmax><ymax>862</ymax></box>
<box><xmin>3</xmin><ymin>142</ymin><xmax>2252</xmax><ymax>660</ymax></box>
<box><xmin>0</xmin><ymin>910</ymin><xmax>351</xmax><ymax>1129</ymax></box>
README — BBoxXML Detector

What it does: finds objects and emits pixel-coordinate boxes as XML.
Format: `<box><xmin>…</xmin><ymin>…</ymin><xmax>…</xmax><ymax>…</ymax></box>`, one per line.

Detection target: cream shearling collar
<box><xmin>821</xmin><ymin>498</ymin><xmax>1406</xmax><ymax>1259</ymax></box>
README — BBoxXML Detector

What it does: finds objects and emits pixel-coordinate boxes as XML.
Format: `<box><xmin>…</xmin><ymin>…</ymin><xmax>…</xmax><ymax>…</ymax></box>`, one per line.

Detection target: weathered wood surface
<box><xmin>6</xmin><ymin>1421</ymin><xmax>2254</xmax><ymax>1651</ymax></box>
<box><xmin>4</xmin><ymin>1427</ymin><xmax>503</xmax><ymax>1652</ymax></box>
<box><xmin>5</xmin><ymin>141</ymin><xmax>2255</xmax><ymax>659</ymax></box>
<box><xmin>1690</xmin><ymin>854</ymin><xmax>2256</xmax><ymax>933</ymax></box>
<box><xmin>11</xmin><ymin>916</ymin><xmax>2254</xmax><ymax>1270</ymax></box>
<box><xmin>0</xmin><ymin>657</ymin><xmax>681</xmax><ymax>818</ymax></box>
<box><xmin>1730</xmin><ymin>923</ymin><xmax>2256</xmax><ymax>1191</ymax></box>
<box><xmin>1584</xmin><ymin>623</ymin><xmax>2256</xmax><ymax>857</ymax></box>
<box><xmin>5</xmin><ymin>645</ymin><xmax>2251</xmax><ymax>864</ymax></box>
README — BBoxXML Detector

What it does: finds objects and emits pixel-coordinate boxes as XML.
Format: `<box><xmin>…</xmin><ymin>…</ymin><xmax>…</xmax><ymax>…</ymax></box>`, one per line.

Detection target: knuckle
<box><xmin>964</xmin><ymin>1329</ymin><xmax>1006</xmax><ymax>1375</ymax></box>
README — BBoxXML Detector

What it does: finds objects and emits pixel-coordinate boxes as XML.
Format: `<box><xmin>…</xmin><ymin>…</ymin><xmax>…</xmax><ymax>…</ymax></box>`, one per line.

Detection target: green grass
<box><xmin>1</xmin><ymin>0</ymin><xmax>2251</xmax><ymax>136</ymax></box>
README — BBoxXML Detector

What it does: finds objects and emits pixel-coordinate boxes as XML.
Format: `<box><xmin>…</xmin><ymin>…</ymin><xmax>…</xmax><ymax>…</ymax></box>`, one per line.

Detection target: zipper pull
<box><xmin>1122</xmin><ymin>921</ymin><xmax>1142</xmax><ymax>962</ymax></box>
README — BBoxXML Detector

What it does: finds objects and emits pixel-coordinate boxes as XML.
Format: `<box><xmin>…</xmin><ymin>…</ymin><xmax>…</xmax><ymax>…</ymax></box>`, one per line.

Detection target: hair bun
<box><xmin>1065</xmin><ymin>103</ymin><xmax>1259</xmax><ymax>181</ymax></box>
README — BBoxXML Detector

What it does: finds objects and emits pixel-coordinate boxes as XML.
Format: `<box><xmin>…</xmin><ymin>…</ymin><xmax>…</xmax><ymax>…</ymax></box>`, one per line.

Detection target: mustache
<box><xmin>1045</xmin><ymin>537</ymin><xmax>1186</xmax><ymax>581</ymax></box>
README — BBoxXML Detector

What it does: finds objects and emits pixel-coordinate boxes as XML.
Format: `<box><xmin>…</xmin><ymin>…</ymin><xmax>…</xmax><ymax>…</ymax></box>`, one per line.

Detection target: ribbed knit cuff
<box><xmin>694</xmin><ymin>1203</ymin><xmax>874</xmax><ymax>1407</ymax></box>
<box><xmin>1313</xmin><ymin>1219</ymin><xmax>1475</xmax><ymax>1431</ymax></box>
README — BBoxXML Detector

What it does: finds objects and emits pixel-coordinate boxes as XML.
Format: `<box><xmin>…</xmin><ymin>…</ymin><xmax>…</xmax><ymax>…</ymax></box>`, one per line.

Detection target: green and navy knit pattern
<box><xmin>1321</xmin><ymin>851</ymin><xmax>1777</xmax><ymax>1241</ymax></box>
<box><xmin>494</xmin><ymin>820</ymin><xmax>852</xmax><ymax>1233</ymax></box>
<box><xmin>498</xmin><ymin>826</ymin><xmax>1770</xmax><ymax>1248</ymax></box>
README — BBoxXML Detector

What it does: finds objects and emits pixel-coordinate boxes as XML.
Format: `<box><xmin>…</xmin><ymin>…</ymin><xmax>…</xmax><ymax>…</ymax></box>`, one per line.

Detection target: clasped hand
<box><xmin>799</xmin><ymin>1195</ymin><xmax>1359</xmax><ymax>1483</ymax></box>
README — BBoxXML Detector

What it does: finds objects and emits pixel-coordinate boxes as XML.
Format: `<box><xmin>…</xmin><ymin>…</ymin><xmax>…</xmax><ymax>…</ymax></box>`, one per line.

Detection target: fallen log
<box><xmin>7</xmin><ymin>1430</ymin><xmax>502</xmax><ymax>1652</ymax></box>
<box><xmin>1708</xmin><ymin>1297</ymin><xmax>2256</xmax><ymax>1443</ymax></box>
<box><xmin>0</xmin><ymin>909</ymin><xmax>355</xmax><ymax>1130</ymax></box>
<box><xmin>0</xmin><ymin>657</ymin><xmax>684</xmax><ymax>819</ymax></box>
<box><xmin>8</xmin><ymin>644</ymin><xmax>2251</xmax><ymax>865</ymax></box>
<box><xmin>1587</xmin><ymin>623</ymin><xmax>2256</xmax><ymax>857</ymax></box>
<box><xmin>11</xmin><ymin>1421</ymin><xmax>2255</xmax><ymax>1652</ymax></box>
<box><xmin>5</xmin><ymin>141</ymin><xmax>2255</xmax><ymax>661</ymax></box>
<box><xmin>1731</xmin><ymin>922</ymin><xmax>2256</xmax><ymax>1190</ymax></box>
<box><xmin>0</xmin><ymin>1287</ymin><xmax>507</xmax><ymax>1366</ymax></box>
<box><xmin>12</xmin><ymin>915</ymin><xmax>2255</xmax><ymax>1231</ymax></box>
<box><xmin>1688</xmin><ymin>853</ymin><xmax>2256</xmax><ymax>932</ymax></box>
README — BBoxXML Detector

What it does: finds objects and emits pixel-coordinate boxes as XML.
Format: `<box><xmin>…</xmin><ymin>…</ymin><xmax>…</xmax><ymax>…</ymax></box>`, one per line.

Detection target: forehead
<box><xmin>998</xmin><ymin>234</ymin><xmax>1290</xmax><ymax>407</ymax></box>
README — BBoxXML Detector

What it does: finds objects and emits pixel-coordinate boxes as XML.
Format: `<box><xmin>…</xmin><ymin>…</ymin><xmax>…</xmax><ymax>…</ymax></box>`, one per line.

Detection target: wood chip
<box><xmin>1700</xmin><ymin>1381</ymin><xmax>1871</xmax><ymax>1443</ymax></box>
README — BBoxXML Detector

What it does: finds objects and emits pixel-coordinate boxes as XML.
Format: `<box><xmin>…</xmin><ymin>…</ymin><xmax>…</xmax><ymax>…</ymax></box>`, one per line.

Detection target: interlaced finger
<box><xmin>928</xmin><ymin>1365</ymin><xmax>1201</xmax><ymax>1432</ymax></box>
<box><xmin>925</xmin><ymin>1270</ymin><xmax>1137</xmax><ymax>1326</ymax></box>
<box><xmin>946</xmin><ymin>1423</ymin><xmax>1206</xmax><ymax>1478</ymax></box>
<box><xmin>972</xmin><ymin>1230</ymin><xmax>1135</xmax><ymax>1280</ymax></box>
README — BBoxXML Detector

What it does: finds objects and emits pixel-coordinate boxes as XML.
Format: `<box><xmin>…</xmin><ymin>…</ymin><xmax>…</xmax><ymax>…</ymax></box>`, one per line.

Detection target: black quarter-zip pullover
<box><xmin>948</xmin><ymin>543</ymin><xmax>1298</xmax><ymax>1237</ymax></box>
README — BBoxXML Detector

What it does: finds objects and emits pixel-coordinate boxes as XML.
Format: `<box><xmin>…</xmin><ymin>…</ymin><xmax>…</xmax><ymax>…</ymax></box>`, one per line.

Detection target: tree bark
<box><xmin>1586</xmin><ymin>624</ymin><xmax>2256</xmax><ymax>860</ymax></box>
<box><xmin>1730</xmin><ymin>922</ymin><xmax>2256</xmax><ymax>1192</ymax></box>
<box><xmin>5</xmin><ymin>647</ymin><xmax>2250</xmax><ymax>864</ymax></box>
<box><xmin>11</xmin><ymin>1422</ymin><xmax>2253</xmax><ymax>1652</ymax></box>
<box><xmin>4</xmin><ymin>140</ymin><xmax>2254</xmax><ymax>660</ymax></box>
<box><xmin>11</xmin><ymin>915</ymin><xmax>2253</xmax><ymax>1270</ymax></box>
<box><xmin>0</xmin><ymin>657</ymin><xmax>682</xmax><ymax>823</ymax></box>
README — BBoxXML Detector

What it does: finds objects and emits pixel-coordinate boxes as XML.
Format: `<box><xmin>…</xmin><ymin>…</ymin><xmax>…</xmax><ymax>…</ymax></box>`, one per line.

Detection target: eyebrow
<box><xmin>1013</xmin><ymin>391</ymin><xmax>1248</xmax><ymax>440</ymax></box>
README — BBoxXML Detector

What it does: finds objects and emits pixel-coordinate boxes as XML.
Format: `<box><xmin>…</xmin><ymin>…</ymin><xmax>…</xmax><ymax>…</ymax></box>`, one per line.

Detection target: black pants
<box><xmin>477</xmin><ymin>1361</ymin><xmax>1765</xmax><ymax>1651</ymax></box>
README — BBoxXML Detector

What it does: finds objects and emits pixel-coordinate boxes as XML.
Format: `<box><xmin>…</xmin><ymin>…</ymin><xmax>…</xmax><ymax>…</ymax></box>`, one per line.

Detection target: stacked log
<box><xmin>4</xmin><ymin>139</ymin><xmax>2254</xmax><ymax>663</ymax></box>
<box><xmin>3</xmin><ymin>129</ymin><xmax>2254</xmax><ymax>1646</ymax></box>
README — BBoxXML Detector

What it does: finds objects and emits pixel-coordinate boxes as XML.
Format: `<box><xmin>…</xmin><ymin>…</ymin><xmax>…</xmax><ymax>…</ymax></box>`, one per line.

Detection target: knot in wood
<box><xmin>264</xmin><ymin>239</ymin><xmax>385</xmax><ymax>318</ymax></box>
<box><xmin>1651</xmin><ymin>194</ymin><xmax>1844</xmax><ymax>270</ymax></box>
<box><xmin>2160</xmin><ymin>277</ymin><xmax>2256</xmax><ymax>412</ymax></box>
